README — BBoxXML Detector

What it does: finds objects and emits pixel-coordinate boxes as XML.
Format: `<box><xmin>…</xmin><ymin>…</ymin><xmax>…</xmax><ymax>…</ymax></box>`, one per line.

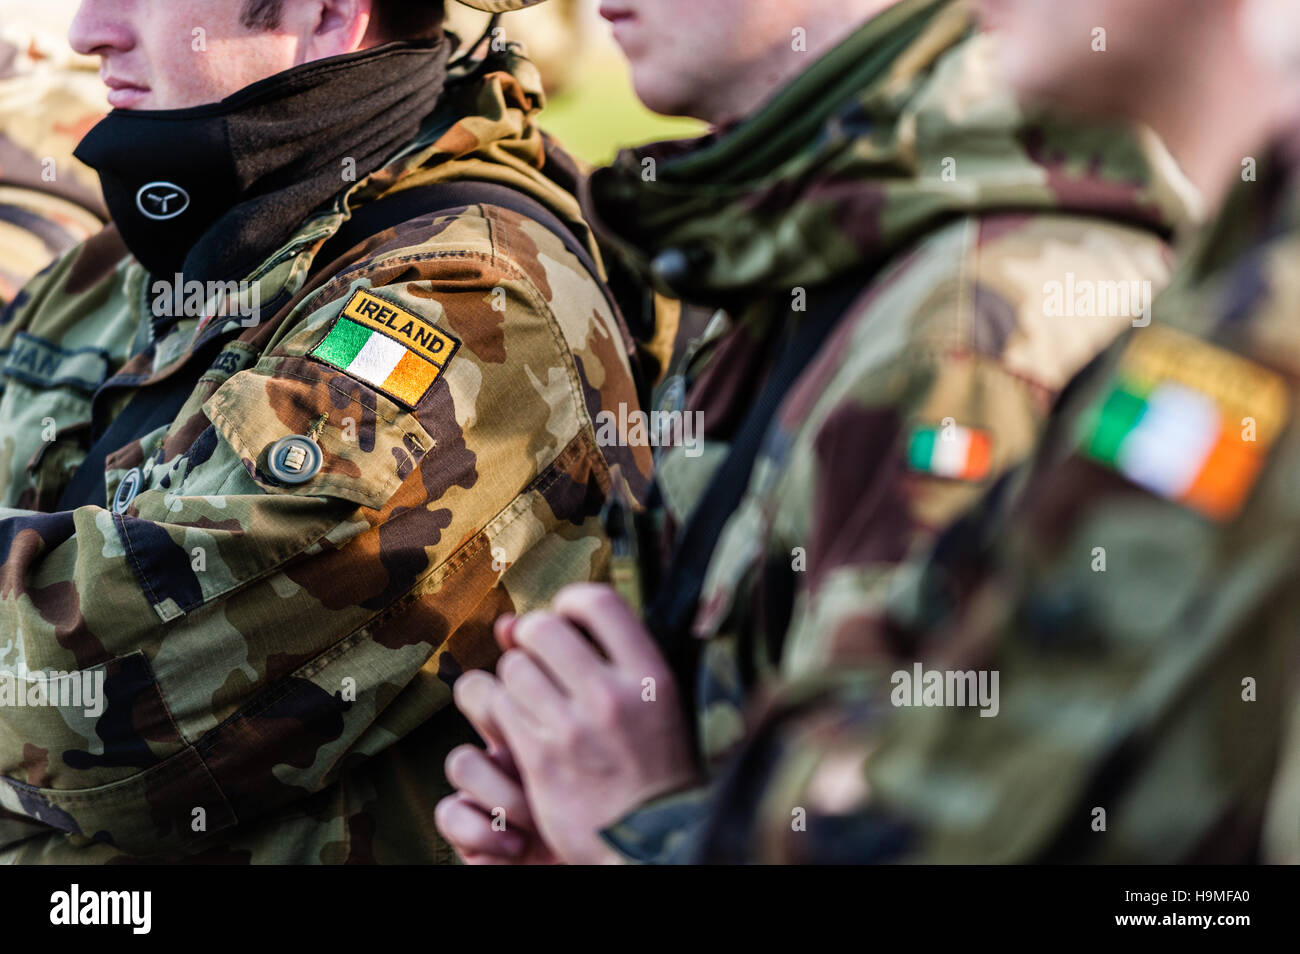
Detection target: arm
<box><xmin>697</xmin><ymin>324</ymin><xmax>1300</xmax><ymax>864</ymax></box>
<box><xmin>0</xmin><ymin>205</ymin><xmax>649</xmax><ymax>855</ymax></box>
<box><xmin>606</xmin><ymin>213</ymin><xmax>1172</xmax><ymax>862</ymax></box>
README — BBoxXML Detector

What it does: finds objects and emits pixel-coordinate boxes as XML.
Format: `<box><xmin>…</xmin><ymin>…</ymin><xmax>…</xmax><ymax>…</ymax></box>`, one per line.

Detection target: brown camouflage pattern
<box><xmin>0</xmin><ymin>50</ymin><xmax>652</xmax><ymax>863</ymax></box>
<box><xmin>592</xmin><ymin>0</ymin><xmax>1194</xmax><ymax>862</ymax></box>
<box><xmin>695</xmin><ymin>133</ymin><xmax>1300</xmax><ymax>865</ymax></box>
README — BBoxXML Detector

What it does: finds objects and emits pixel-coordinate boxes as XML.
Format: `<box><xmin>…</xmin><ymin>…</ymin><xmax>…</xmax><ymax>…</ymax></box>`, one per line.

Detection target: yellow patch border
<box><xmin>341</xmin><ymin>288</ymin><xmax>459</xmax><ymax>368</ymax></box>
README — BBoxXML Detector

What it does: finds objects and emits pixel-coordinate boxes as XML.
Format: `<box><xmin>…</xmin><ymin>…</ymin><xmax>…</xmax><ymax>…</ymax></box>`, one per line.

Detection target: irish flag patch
<box><xmin>310</xmin><ymin>289</ymin><xmax>459</xmax><ymax>409</ymax></box>
<box><xmin>1078</xmin><ymin>325</ymin><xmax>1289</xmax><ymax>521</ymax></box>
<box><xmin>907</xmin><ymin>423</ymin><xmax>993</xmax><ymax>481</ymax></box>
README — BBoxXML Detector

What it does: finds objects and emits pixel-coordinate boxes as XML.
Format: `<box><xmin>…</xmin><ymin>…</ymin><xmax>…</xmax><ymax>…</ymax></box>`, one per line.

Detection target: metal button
<box><xmin>650</xmin><ymin>246</ymin><xmax>710</xmax><ymax>292</ymax></box>
<box><xmin>113</xmin><ymin>467</ymin><xmax>143</xmax><ymax>514</ymax></box>
<box><xmin>266</xmin><ymin>435</ymin><xmax>323</xmax><ymax>485</ymax></box>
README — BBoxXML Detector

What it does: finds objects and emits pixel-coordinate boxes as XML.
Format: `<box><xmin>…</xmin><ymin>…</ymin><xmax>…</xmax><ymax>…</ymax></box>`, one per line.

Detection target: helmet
<box><xmin>456</xmin><ymin>0</ymin><xmax>549</xmax><ymax>11</ymax></box>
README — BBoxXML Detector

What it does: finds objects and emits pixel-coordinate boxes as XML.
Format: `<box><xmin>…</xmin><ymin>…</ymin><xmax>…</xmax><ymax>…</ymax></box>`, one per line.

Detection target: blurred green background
<box><xmin>539</xmin><ymin>55</ymin><xmax>703</xmax><ymax>165</ymax></box>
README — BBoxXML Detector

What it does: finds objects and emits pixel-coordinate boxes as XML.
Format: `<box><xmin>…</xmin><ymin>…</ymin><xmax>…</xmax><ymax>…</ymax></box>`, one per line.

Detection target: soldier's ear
<box><xmin>305</xmin><ymin>0</ymin><xmax>375</xmax><ymax>59</ymax></box>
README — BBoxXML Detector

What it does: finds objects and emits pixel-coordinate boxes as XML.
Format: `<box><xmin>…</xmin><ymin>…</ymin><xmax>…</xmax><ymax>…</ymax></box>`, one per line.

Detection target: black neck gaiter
<box><xmin>74</xmin><ymin>38</ymin><xmax>451</xmax><ymax>285</ymax></box>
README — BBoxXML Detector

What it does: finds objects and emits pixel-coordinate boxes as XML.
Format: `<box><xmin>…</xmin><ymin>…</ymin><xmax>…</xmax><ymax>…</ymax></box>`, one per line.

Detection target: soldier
<box><xmin>691</xmin><ymin>0</ymin><xmax>1300</xmax><ymax>863</ymax></box>
<box><xmin>0</xmin><ymin>0</ymin><xmax>651</xmax><ymax>863</ymax></box>
<box><xmin>436</xmin><ymin>0</ymin><xmax>1196</xmax><ymax>863</ymax></box>
<box><xmin>0</xmin><ymin>19</ymin><xmax>106</xmax><ymax>304</ymax></box>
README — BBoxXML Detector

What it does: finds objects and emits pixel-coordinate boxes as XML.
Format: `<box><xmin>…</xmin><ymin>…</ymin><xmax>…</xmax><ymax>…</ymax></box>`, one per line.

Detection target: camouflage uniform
<box><xmin>583</xmin><ymin>0</ymin><xmax>1194</xmax><ymax>861</ymax></box>
<box><xmin>0</xmin><ymin>43</ymin><xmax>651</xmax><ymax>862</ymax></box>
<box><xmin>0</xmin><ymin>27</ymin><xmax>107</xmax><ymax>305</ymax></box>
<box><xmin>696</xmin><ymin>131</ymin><xmax>1300</xmax><ymax>865</ymax></box>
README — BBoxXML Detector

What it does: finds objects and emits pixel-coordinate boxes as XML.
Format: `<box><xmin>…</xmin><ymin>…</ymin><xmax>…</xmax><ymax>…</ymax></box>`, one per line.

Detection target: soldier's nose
<box><xmin>68</xmin><ymin>0</ymin><xmax>137</xmax><ymax>59</ymax></box>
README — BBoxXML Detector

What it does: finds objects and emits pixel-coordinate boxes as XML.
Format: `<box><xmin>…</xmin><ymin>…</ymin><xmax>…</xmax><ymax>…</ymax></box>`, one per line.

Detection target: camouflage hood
<box><xmin>355</xmin><ymin>44</ymin><xmax>599</xmax><ymax>263</ymax></box>
<box><xmin>585</xmin><ymin>0</ymin><xmax>1191</xmax><ymax>312</ymax></box>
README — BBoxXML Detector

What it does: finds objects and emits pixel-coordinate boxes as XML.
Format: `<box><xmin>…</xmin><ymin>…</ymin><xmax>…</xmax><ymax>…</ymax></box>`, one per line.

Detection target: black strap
<box><xmin>58</xmin><ymin>180</ymin><xmax>619</xmax><ymax>512</ymax></box>
<box><xmin>645</xmin><ymin>278</ymin><xmax>868</xmax><ymax>684</ymax></box>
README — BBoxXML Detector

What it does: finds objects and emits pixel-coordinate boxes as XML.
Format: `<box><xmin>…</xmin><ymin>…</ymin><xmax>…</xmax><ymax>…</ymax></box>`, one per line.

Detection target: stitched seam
<box><xmin>115</xmin><ymin>512</ymin><xmax>164</xmax><ymax>610</ymax></box>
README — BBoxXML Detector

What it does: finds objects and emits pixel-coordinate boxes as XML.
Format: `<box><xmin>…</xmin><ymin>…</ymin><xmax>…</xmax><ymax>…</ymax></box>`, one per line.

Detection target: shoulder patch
<box><xmin>309</xmin><ymin>288</ymin><xmax>460</xmax><ymax>409</ymax></box>
<box><xmin>1077</xmin><ymin>325</ymin><xmax>1290</xmax><ymax>520</ymax></box>
<box><xmin>907</xmin><ymin>423</ymin><xmax>993</xmax><ymax>481</ymax></box>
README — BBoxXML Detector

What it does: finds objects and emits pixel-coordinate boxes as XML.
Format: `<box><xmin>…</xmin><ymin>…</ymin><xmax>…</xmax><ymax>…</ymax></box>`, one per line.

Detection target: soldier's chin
<box><xmin>627</xmin><ymin>71</ymin><xmax>697</xmax><ymax>122</ymax></box>
<box><xmin>998</xmin><ymin>51</ymin><xmax>1114</xmax><ymax>122</ymax></box>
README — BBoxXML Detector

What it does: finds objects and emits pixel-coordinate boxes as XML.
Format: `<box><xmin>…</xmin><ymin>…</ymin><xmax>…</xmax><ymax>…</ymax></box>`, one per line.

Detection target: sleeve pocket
<box><xmin>203</xmin><ymin>356</ymin><xmax>434</xmax><ymax>511</ymax></box>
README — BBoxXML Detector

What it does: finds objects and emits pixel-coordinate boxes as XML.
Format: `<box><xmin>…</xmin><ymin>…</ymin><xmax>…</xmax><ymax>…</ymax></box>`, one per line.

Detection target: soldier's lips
<box><xmin>598</xmin><ymin>3</ymin><xmax>635</xmax><ymax>19</ymax></box>
<box><xmin>104</xmin><ymin>77</ymin><xmax>151</xmax><ymax>109</ymax></box>
<box><xmin>599</xmin><ymin>5</ymin><xmax>641</xmax><ymax>51</ymax></box>
<box><xmin>599</xmin><ymin>5</ymin><xmax>637</xmax><ymax>27</ymax></box>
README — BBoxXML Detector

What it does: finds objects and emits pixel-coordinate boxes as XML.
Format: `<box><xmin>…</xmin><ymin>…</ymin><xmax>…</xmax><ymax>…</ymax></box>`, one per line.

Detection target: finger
<box><xmin>458</xmin><ymin>851</ymin><xmax>524</xmax><ymax>866</ymax></box>
<box><xmin>512</xmin><ymin>610</ymin><xmax>607</xmax><ymax>695</ymax></box>
<box><xmin>486</xmin><ymin>738</ymin><xmax>521</xmax><ymax>781</ymax></box>
<box><xmin>454</xmin><ymin>673</ymin><xmax>524</xmax><ymax>779</ymax></box>
<box><xmin>552</xmin><ymin>583</ymin><xmax>666</xmax><ymax>674</ymax></box>
<box><xmin>489</xmin><ymin>683</ymin><xmax>547</xmax><ymax>777</ymax></box>
<box><xmin>434</xmin><ymin>793</ymin><xmax>525</xmax><ymax>860</ymax></box>
<box><xmin>497</xmin><ymin>648</ymin><xmax>569</xmax><ymax>726</ymax></box>
<box><xmin>494</xmin><ymin>613</ymin><xmax>520</xmax><ymax>653</ymax></box>
<box><xmin>454</xmin><ymin>670</ymin><xmax>506</xmax><ymax>749</ymax></box>
<box><xmin>444</xmin><ymin>744</ymin><xmax>536</xmax><ymax>831</ymax></box>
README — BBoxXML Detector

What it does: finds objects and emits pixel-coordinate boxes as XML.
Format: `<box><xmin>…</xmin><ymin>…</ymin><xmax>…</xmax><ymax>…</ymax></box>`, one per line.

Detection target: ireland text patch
<box><xmin>1078</xmin><ymin>325</ymin><xmax>1289</xmax><ymax>521</ymax></box>
<box><xmin>310</xmin><ymin>289</ymin><xmax>459</xmax><ymax>409</ymax></box>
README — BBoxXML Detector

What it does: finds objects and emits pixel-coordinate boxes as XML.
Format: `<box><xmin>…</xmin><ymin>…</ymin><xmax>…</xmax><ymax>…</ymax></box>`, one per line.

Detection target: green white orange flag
<box><xmin>311</xmin><ymin>288</ymin><xmax>459</xmax><ymax>409</ymax></box>
<box><xmin>1078</xmin><ymin>325</ymin><xmax>1289</xmax><ymax>521</ymax></box>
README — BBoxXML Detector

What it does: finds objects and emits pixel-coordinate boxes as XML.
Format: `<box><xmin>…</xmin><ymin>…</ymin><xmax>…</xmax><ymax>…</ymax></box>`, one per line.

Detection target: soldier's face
<box><xmin>599</xmin><ymin>0</ymin><xmax>813</xmax><ymax>122</ymax></box>
<box><xmin>69</xmin><ymin>0</ymin><xmax>369</xmax><ymax>111</ymax></box>
<box><xmin>977</xmin><ymin>0</ymin><xmax>1223</xmax><ymax>120</ymax></box>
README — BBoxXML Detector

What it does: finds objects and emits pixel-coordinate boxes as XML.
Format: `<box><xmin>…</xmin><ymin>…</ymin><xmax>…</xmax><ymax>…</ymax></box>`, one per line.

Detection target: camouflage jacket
<box><xmin>0</xmin><ymin>51</ymin><xmax>651</xmax><ymax>863</ymax></box>
<box><xmin>697</xmin><ymin>133</ymin><xmax>1300</xmax><ymax>864</ymax></box>
<box><xmin>0</xmin><ymin>29</ymin><xmax>107</xmax><ymax>304</ymax></box>
<box><xmin>585</xmin><ymin>0</ymin><xmax>1193</xmax><ymax>862</ymax></box>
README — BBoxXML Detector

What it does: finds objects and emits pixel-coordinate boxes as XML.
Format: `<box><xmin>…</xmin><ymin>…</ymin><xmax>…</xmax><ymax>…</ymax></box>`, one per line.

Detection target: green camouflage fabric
<box><xmin>0</xmin><ymin>48</ymin><xmax>652</xmax><ymax>863</ymax></box>
<box><xmin>696</xmin><ymin>133</ymin><xmax>1300</xmax><ymax>865</ymax></box>
<box><xmin>0</xmin><ymin>29</ymin><xmax>107</xmax><ymax>304</ymax></box>
<box><xmin>586</xmin><ymin>0</ymin><xmax>1194</xmax><ymax>862</ymax></box>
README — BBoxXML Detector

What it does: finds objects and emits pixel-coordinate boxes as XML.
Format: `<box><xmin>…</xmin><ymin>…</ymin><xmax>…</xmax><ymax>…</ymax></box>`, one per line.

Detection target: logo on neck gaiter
<box><xmin>135</xmin><ymin>181</ymin><xmax>191</xmax><ymax>221</ymax></box>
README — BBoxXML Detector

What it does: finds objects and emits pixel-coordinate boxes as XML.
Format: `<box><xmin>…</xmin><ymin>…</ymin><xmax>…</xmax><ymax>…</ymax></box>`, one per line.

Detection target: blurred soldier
<box><xmin>436</xmin><ymin>0</ymin><xmax>1195</xmax><ymax>863</ymax></box>
<box><xmin>694</xmin><ymin>0</ymin><xmax>1300</xmax><ymax>863</ymax></box>
<box><xmin>0</xmin><ymin>0</ymin><xmax>650</xmax><ymax>863</ymax></box>
<box><xmin>0</xmin><ymin>21</ymin><xmax>106</xmax><ymax>303</ymax></box>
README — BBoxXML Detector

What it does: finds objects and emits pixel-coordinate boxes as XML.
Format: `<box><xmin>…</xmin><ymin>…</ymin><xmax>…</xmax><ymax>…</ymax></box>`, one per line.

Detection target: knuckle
<box><xmin>585</xmin><ymin>684</ymin><xmax>624</xmax><ymax>725</ymax></box>
<box><xmin>555</xmin><ymin>719</ymin><xmax>586</xmax><ymax>754</ymax></box>
<box><xmin>512</xmin><ymin>610</ymin><xmax>555</xmax><ymax>645</ymax></box>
